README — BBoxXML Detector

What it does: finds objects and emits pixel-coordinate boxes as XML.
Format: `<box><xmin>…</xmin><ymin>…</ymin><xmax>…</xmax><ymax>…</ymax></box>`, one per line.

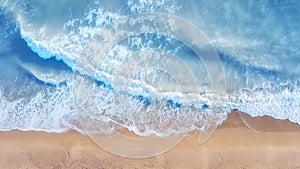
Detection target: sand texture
<box><xmin>1</xmin><ymin>111</ymin><xmax>300</xmax><ymax>169</ymax></box>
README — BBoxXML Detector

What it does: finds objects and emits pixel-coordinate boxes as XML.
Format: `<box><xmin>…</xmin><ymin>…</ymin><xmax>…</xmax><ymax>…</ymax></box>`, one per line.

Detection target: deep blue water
<box><xmin>0</xmin><ymin>0</ymin><xmax>299</xmax><ymax>136</ymax></box>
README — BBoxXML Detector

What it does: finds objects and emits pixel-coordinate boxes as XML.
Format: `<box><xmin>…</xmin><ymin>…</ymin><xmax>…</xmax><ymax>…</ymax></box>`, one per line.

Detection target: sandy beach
<box><xmin>1</xmin><ymin>111</ymin><xmax>300</xmax><ymax>169</ymax></box>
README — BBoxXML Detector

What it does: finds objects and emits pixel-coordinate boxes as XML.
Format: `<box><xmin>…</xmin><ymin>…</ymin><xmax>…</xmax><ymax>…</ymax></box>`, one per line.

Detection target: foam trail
<box><xmin>0</xmin><ymin>0</ymin><xmax>299</xmax><ymax>136</ymax></box>
<box><xmin>20</xmin><ymin>62</ymin><xmax>70</xmax><ymax>85</ymax></box>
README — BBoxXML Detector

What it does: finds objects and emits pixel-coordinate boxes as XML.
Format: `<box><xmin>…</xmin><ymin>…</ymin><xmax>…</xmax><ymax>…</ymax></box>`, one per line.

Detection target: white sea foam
<box><xmin>0</xmin><ymin>83</ymin><xmax>80</xmax><ymax>133</ymax></box>
<box><xmin>0</xmin><ymin>0</ymin><xmax>299</xmax><ymax>135</ymax></box>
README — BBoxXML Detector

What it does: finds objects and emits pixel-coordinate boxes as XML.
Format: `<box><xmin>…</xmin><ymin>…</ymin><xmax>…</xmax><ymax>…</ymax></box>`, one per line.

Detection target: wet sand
<box><xmin>1</xmin><ymin>111</ymin><xmax>300</xmax><ymax>169</ymax></box>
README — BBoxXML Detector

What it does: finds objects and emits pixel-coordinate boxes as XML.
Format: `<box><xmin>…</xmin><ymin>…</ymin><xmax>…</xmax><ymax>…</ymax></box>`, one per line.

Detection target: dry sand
<box><xmin>1</xmin><ymin>111</ymin><xmax>300</xmax><ymax>169</ymax></box>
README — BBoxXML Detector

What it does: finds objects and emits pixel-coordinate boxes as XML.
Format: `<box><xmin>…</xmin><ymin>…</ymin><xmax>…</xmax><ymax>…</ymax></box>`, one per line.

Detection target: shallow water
<box><xmin>0</xmin><ymin>0</ymin><xmax>299</xmax><ymax>136</ymax></box>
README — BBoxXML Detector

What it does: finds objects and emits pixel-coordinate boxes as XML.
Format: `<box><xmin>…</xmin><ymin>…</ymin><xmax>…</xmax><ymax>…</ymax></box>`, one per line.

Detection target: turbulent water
<box><xmin>0</xmin><ymin>0</ymin><xmax>299</xmax><ymax>136</ymax></box>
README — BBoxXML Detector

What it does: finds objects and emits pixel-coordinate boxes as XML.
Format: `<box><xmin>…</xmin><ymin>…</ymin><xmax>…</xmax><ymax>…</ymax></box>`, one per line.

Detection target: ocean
<box><xmin>0</xmin><ymin>0</ymin><xmax>299</xmax><ymax>138</ymax></box>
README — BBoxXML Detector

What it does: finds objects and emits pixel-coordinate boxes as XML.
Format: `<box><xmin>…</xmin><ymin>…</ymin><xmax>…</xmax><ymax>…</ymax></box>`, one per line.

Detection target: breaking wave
<box><xmin>0</xmin><ymin>0</ymin><xmax>299</xmax><ymax>137</ymax></box>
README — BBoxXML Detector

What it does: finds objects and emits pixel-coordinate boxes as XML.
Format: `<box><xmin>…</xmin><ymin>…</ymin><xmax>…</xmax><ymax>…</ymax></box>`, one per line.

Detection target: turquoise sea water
<box><xmin>0</xmin><ymin>0</ymin><xmax>299</xmax><ymax>136</ymax></box>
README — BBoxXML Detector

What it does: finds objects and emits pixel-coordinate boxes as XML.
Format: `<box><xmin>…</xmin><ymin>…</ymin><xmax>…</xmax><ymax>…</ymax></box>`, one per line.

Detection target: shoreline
<box><xmin>1</xmin><ymin>111</ymin><xmax>300</xmax><ymax>168</ymax></box>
